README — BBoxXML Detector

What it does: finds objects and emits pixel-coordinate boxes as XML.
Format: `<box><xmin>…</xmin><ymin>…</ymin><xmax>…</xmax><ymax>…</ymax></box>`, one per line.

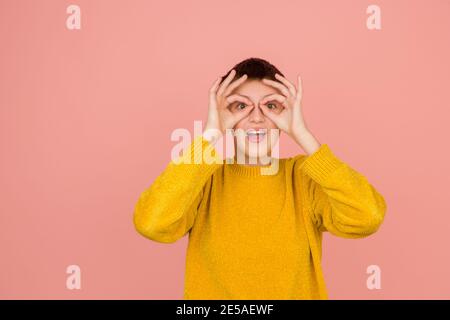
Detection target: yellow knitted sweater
<box><xmin>133</xmin><ymin>135</ymin><xmax>387</xmax><ymax>299</ymax></box>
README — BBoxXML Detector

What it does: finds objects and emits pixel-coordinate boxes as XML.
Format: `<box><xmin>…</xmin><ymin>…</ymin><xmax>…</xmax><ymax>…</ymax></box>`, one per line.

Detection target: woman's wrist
<box><xmin>292</xmin><ymin>128</ymin><xmax>321</xmax><ymax>155</ymax></box>
<box><xmin>202</xmin><ymin>126</ymin><xmax>222</xmax><ymax>145</ymax></box>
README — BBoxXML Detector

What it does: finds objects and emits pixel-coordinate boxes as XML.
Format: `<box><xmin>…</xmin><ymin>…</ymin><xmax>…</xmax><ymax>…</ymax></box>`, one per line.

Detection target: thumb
<box><xmin>260</xmin><ymin>104</ymin><xmax>280</xmax><ymax>125</ymax></box>
<box><xmin>230</xmin><ymin>105</ymin><xmax>254</xmax><ymax>125</ymax></box>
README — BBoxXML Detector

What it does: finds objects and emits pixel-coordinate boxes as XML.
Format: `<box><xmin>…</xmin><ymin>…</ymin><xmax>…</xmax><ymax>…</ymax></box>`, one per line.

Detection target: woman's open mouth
<box><xmin>246</xmin><ymin>128</ymin><xmax>267</xmax><ymax>143</ymax></box>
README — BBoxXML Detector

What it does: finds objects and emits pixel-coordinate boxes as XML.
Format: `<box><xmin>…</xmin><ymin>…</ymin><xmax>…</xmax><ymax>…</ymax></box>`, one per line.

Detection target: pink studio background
<box><xmin>1</xmin><ymin>0</ymin><xmax>449</xmax><ymax>299</ymax></box>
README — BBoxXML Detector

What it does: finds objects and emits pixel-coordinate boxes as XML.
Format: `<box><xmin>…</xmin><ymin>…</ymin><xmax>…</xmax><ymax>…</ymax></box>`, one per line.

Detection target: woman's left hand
<box><xmin>259</xmin><ymin>73</ymin><xmax>307</xmax><ymax>139</ymax></box>
<box><xmin>260</xmin><ymin>74</ymin><xmax>321</xmax><ymax>155</ymax></box>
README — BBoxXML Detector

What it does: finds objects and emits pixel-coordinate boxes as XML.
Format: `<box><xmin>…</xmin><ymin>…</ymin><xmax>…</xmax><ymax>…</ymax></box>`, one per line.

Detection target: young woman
<box><xmin>133</xmin><ymin>57</ymin><xmax>387</xmax><ymax>300</ymax></box>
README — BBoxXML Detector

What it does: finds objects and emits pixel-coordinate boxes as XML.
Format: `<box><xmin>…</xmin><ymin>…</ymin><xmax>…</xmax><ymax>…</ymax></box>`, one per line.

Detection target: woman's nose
<box><xmin>248</xmin><ymin>105</ymin><xmax>265</xmax><ymax>122</ymax></box>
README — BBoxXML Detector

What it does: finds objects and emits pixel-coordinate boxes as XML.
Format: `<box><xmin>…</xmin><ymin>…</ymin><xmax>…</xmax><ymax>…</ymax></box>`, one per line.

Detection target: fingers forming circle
<box><xmin>260</xmin><ymin>93</ymin><xmax>288</xmax><ymax>109</ymax></box>
<box><xmin>217</xmin><ymin>69</ymin><xmax>236</xmax><ymax>97</ymax></box>
<box><xmin>275</xmin><ymin>73</ymin><xmax>297</xmax><ymax>97</ymax></box>
<box><xmin>261</xmin><ymin>78</ymin><xmax>290</xmax><ymax>98</ymax></box>
<box><xmin>224</xmin><ymin>74</ymin><xmax>248</xmax><ymax>97</ymax></box>
<box><xmin>226</xmin><ymin>94</ymin><xmax>253</xmax><ymax>106</ymax></box>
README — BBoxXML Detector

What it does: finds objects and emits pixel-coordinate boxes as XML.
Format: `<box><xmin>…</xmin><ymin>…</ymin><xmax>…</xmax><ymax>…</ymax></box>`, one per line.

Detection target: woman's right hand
<box><xmin>203</xmin><ymin>69</ymin><xmax>254</xmax><ymax>143</ymax></box>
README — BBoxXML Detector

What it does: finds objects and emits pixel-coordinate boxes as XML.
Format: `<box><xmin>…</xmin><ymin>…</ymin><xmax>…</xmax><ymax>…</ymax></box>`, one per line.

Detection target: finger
<box><xmin>259</xmin><ymin>104</ymin><xmax>279</xmax><ymax>123</ymax></box>
<box><xmin>224</xmin><ymin>74</ymin><xmax>248</xmax><ymax>97</ymax></box>
<box><xmin>260</xmin><ymin>93</ymin><xmax>288</xmax><ymax>108</ymax></box>
<box><xmin>217</xmin><ymin>69</ymin><xmax>237</xmax><ymax>96</ymax></box>
<box><xmin>231</xmin><ymin>105</ymin><xmax>254</xmax><ymax>123</ymax></box>
<box><xmin>296</xmin><ymin>75</ymin><xmax>303</xmax><ymax>103</ymax></box>
<box><xmin>226</xmin><ymin>94</ymin><xmax>253</xmax><ymax>106</ymax></box>
<box><xmin>209</xmin><ymin>77</ymin><xmax>222</xmax><ymax>104</ymax></box>
<box><xmin>261</xmin><ymin>78</ymin><xmax>290</xmax><ymax>97</ymax></box>
<box><xmin>275</xmin><ymin>73</ymin><xmax>297</xmax><ymax>97</ymax></box>
<box><xmin>209</xmin><ymin>76</ymin><xmax>222</xmax><ymax>94</ymax></box>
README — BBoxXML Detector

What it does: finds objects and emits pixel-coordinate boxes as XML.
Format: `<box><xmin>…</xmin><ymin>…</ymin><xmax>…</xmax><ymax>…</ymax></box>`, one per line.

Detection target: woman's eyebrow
<box><xmin>237</xmin><ymin>93</ymin><xmax>274</xmax><ymax>99</ymax></box>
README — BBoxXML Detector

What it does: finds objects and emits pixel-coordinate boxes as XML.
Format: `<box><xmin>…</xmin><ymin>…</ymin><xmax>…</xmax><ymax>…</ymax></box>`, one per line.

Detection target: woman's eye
<box><xmin>229</xmin><ymin>102</ymin><xmax>251</xmax><ymax>113</ymax></box>
<box><xmin>264</xmin><ymin>102</ymin><xmax>283</xmax><ymax>114</ymax></box>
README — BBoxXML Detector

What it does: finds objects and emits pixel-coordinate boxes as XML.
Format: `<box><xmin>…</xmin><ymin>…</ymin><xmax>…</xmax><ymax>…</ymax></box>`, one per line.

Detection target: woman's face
<box><xmin>230</xmin><ymin>78</ymin><xmax>282</xmax><ymax>164</ymax></box>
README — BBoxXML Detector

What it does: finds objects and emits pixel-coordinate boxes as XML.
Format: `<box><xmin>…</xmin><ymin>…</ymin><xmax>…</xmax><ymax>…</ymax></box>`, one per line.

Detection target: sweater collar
<box><xmin>224</xmin><ymin>157</ymin><xmax>285</xmax><ymax>178</ymax></box>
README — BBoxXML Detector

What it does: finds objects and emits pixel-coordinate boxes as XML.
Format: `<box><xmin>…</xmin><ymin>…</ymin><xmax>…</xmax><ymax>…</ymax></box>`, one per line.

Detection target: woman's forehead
<box><xmin>231</xmin><ymin>79</ymin><xmax>279</xmax><ymax>100</ymax></box>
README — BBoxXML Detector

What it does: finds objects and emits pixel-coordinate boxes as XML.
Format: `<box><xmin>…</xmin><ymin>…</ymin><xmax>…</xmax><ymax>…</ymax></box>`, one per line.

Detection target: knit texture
<box><xmin>133</xmin><ymin>135</ymin><xmax>387</xmax><ymax>299</ymax></box>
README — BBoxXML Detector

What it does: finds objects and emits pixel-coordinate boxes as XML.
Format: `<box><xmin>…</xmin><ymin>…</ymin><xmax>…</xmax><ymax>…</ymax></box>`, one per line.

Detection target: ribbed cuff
<box><xmin>300</xmin><ymin>144</ymin><xmax>344</xmax><ymax>185</ymax></box>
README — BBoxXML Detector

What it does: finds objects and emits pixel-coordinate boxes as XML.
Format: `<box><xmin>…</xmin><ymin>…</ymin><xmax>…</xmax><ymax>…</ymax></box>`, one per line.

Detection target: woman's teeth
<box><xmin>246</xmin><ymin>129</ymin><xmax>267</xmax><ymax>143</ymax></box>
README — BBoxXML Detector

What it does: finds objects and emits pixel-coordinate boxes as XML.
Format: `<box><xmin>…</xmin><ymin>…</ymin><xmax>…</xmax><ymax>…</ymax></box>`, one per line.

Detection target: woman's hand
<box><xmin>259</xmin><ymin>73</ymin><xmax>307</xmax><ymax>138</ymax></box>
<box><xmin>203</xmin><ymin>69</ymin><xmax>255</xmax><ymax>143</ymax></box>
<box><xmin>260</xmin><ymin>74</ymin><xmax>320</xmax><ymax>155</ymax></box>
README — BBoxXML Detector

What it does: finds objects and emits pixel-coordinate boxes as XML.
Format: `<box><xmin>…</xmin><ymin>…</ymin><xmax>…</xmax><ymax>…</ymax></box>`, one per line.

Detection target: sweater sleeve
<box><xmin>133</xmin><ymin>135</ymin><xmax>223</xmax><ymax>243</ymax></box>
<box><xmin>298</xmin><ymin>144</ymin><xmax>387</xmax><ymax>239</ymax></box>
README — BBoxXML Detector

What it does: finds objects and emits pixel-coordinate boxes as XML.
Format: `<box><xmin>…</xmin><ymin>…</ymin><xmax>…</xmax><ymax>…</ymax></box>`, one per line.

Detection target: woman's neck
<box><xmin>232</xmin><ymin>154</ymin><xmax>273</xmax><ymax>166</ymax></box>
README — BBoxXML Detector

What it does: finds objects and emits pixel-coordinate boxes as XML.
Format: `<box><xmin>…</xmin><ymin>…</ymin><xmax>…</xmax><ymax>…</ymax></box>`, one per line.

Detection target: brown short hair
<box><xmin>219</xmin><ymin>57</ymin><xmax>285</xmax><ymax>85</ymax></box>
